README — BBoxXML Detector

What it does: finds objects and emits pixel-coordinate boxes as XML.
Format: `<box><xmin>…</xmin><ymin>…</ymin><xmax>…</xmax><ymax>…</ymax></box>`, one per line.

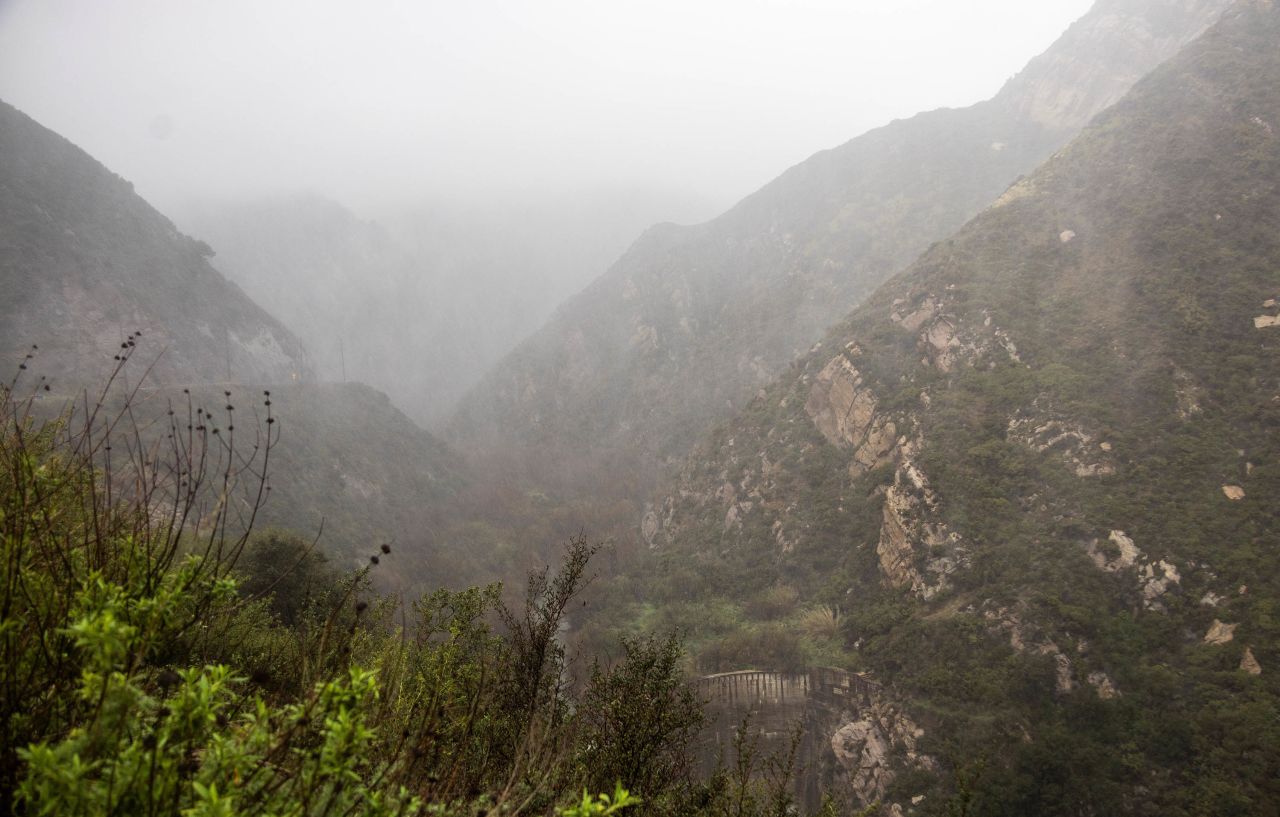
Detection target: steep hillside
<box><xmin>0</xmin><ymin>105</ymin><xmax>477</xmax><ymax>589</ymax></box>
<box><xmin>174</xmin><ymin>381</ymin><xmax>467</xmax><ymax>576</ymax></box>
<box><xmin>15</xmin><ymin>363</ymin><xmax>471</xmax><ymax>589</ymax></box>
<box><xmin>174</xmin><ymin>195</ymin><xmax>471</xmax><ymax>427</ymax></box>
<box><xmin>629</xmin><ymin>2</ymin><xmax>1280</xmax><ymax>812</ymax></box>
<box><xmin>176</xmin><ymin>188</ymin><xmax>711</xmax><ymax>426</ymax></box>
<box><xmin>450</xmin><ymin>0</ymin><xmax>1232</xmax><ymax>495</ymax></box>
<box><xmin>0</xmin><ymin>100</ymin><xmax>312</xmax><ymax>387</ymax></box>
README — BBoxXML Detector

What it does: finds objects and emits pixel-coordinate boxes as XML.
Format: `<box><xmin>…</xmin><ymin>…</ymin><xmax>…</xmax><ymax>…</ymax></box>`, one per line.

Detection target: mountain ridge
<box><xmin>621</xmin><ymin>2</ymin><xmax>1280</xmax><ymax>810</ymax></box>
<box><xmin>448</xmin><ymin>0</ymin><xmax>1234</xmax><ymax>499</ymax></box>
<box><xmin>0</xmin><ymin>99</ymin><xmax>314</xmax><ymax>388</ymax></box>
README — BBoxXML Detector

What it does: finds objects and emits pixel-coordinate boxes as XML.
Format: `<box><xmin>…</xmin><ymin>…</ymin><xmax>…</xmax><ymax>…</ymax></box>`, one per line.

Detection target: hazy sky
<box><xmin>0</xmin><ymin>0</ymin><xmax>1093</xmax><ymax>214</ymax></box>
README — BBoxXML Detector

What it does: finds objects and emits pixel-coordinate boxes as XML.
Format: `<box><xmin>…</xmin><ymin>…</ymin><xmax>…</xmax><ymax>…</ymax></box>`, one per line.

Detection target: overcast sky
<box><xmin>0</xmin><ymin>0</ymin><xmax>1093</xmax><ymax>215</ymax></box>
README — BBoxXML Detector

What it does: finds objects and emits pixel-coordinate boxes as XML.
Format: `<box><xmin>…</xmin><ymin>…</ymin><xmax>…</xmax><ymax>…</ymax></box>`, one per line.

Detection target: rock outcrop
<box><xmin>1008</xmin><ymin>406</ymin><xmax>1116</xmax><ymax>477</ymax></box>
<box><xmin>1240</xmin><ymin>647</ymin><xmax>1262</xmax><ymax>675</ymax></box>
<box><xmin>1083</xmin><ymin>530</ymin><xmax>1183</xmax><ymax>610</ymax></box>
<box><xmin>804</xmin><ymin>352</ymin><xmax>898</xmax><ymax>473</ymax></box>
<box><xmin>1203</xmin><ymin>620</ymin><xmax>1237</xmax><ymax>645</ymax></box>
<box><xmin>830</xmin><ymin>701</ymin><xmax>934</xmax><ymax>806</ymax></box>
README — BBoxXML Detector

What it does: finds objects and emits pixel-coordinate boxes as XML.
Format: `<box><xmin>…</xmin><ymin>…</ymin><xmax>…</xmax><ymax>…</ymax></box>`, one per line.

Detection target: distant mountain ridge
<box><xmin>449</xmin><ymin>0</ymin><xmax>1233</xmax><ymax>496</ymax></box>
<box><xmin>176</xmin><ymin>187</ymin><xmax>712</xmax><ymax>427</ymax></box>
<box><xmin>174</xmin><ymin>194</ymin><xmax>459</xmax><ymax>422</ymax></box>
<box><xmin>0</xmin><ymin>99</ymin><xmax>313</xmax><ymax>387</ymax></box>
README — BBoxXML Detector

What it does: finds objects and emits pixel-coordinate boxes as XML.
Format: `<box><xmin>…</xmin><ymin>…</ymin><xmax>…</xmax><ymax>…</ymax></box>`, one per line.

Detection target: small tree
<box><xmin>577</xmin><ymin>632</ymin><xmax>706</xmax><ymax>805</ymax></box>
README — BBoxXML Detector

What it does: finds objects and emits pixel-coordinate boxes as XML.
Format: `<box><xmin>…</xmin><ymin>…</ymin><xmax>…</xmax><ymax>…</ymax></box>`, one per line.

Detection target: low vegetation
<box><xmin>0</xmin><ymin>354</ymin><xmax>862</xmax><ymax>816</ymax></box>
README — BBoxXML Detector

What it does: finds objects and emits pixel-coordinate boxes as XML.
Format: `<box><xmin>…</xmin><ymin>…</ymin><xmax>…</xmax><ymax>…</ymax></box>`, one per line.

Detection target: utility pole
<box><xmin>339</xmin><ymin>336</ymin><xmax>347</xmax><ymax>382</ymax></box>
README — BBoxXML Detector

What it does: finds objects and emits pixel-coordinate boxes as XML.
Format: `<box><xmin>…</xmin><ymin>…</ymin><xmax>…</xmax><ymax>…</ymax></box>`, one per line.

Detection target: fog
<box><xmin>0</xmin><ymin>0</ymin><xmax>1095</xmax><ymax>427</ymax></box>
<box><xmin>0</xmin><ymin>0</ymin><xmax>1090</xmax><ymax>215</ymax></box>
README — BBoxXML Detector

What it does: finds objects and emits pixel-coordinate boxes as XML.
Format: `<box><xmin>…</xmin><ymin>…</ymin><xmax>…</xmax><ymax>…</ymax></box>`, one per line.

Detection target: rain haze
<box><xmin>0</xmin><ymin>0</ymin><xmax>1100</xmax><ymax>431</ymax></box>
<box><xmin>3</xmin><ymin>0</ymin><xmax>1278</xmax><ymax>809</ymax></box>
<box><xmin>0</xmin><ymin>0</ymin><xmax>1093</xmax><ymax>214</ymax></box>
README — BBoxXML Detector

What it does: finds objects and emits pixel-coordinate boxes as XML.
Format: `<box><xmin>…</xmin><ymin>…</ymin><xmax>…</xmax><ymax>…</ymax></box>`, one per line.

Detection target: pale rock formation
<box><xmin>1222</xmin><ymin>485</ymin><xmax>1246</xmax><ymax>500</ymax></box>
<box><xmin>1008</xmin><ymin>408</ymin><xmax>1115</xmax><ymax>477</ymax></box>
<box><xmin>1240</xmin><ymin>647</ymin><xmax>1262</xmax><ymax>675</ymax></box>
<box><xmin>1059</xmin><ymin>229</ymin><xmax>1077</xmax><ymax>243</ymax></box>
<box><xmin>724</xmin><ymin>503</ymin><xmax>742</xmax><ymax>531</ymax></box>
<box><xmin>804</xmin><ymin>354</ymin><xmax>899</xmax><ymax>473</ymax></box>
<box><xmin>984</xmin><ymin>605</ymin><xmax>1077</xmax><ymax>694</ymax></box>
<box><xmin>640</xmin><ymin>510</ymin><xmax>660</xmax><ymax>543</ymax></box>
<box><xmin>923</xmin><ymin>318</ymin><xmax>962</xmax><ymax>372</ymax></box>
<box><xmin>1141</xmin><ymin>560</ymin><xmax>1182</xmax><ymax>609</ymax></box>
<box><xmin>831</xmin><ymin>719</ymin><xmax>892</xmax><ymax>801</ymax></box>
<box><xmin>771</xmin><ymin>519</ymin><xmax>795</xmax><ymax>552</ymax></box>
<box><xmin>1083</xmin><ymin>531</ymin><xmax>1185</xmax><ymax>610</ymax></box>
<box><xmin>629</xmin><ymin>322</ymin><xmax>659</xmax><ymax>351</ymax></box>
<box><xmin>806</xmin><ymin>356</ymin><xmax>877</xmax><ymax>449</ymax></box>
<box><xmin>1254</xmin><ymin>315</ymin><xmax>1280</xmax><ymax>328</ymax></box>
<box><xmin>1203</xmin><ymin>619</ymin><xmax>1237</xmax><ymax>645</ymax></box>
<box><xmin>830</xmin><ymin>701</ymin><xmax>933</xmax><ymax>807</ymax></box>
<box><xmin>892</xmin><ymin>297</ymin><xmax>940</xmax><ymax>332</ymax></box>
<box><xmin>1173</xmin><ymin>368</ymin><xmax>1205</xmax><ymax>419</ymax></box>
<box><xmin>876</xmin><ymin>444</ymin><xmax>965</xmax><ymax>599</ymax></box>
<box><xmin>1086</xmin><ymin>530</ymin><xmax>1142</xmax><ymax>572</ymax></box>
<box><xmin>1088</xmin><ymin>671</ymin><xmax>1120</xmax><ymax>700</ymax></box>
<box><xmin>853</xmin><ymin>420</ymin><xmax>899</xmax><ymax>473</ymax></box>
<box><xmin>1054</xmin><ymin>653</ymin><xmax>1076</xmax><ymax>693</ymax></box>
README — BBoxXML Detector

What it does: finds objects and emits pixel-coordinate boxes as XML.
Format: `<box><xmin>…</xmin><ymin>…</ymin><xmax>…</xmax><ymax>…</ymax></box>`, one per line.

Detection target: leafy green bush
<box><xmin>1</xmin><ymin>358</ymin><xmax>830</xmax><ymax>816</ymax></box>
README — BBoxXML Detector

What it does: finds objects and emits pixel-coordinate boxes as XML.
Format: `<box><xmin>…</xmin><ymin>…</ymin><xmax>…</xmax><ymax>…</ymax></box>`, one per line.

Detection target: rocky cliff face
<box><xmin>636</xmin><ymin>3</ymin><xmax>1280</xmax><ymax>810</ymax></box>
<box><xmin>0</xmin><ymin>100</ymin><xmax>313</xmax><ymax>388</ymax></box>
<box><xmin>449</xmin><ymin>0</ymin><xmax>1232</xmax><ymax>497</ymax></box>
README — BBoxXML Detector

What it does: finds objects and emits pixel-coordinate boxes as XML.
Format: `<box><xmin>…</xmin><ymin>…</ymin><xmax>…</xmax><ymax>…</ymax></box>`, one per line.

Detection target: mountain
<box><xmin>0</xmin><ymin>101</ymin><xmax>472</xmax><ymax>586</ymax></box>
<box><xmin>0</xmin><ymin>100</ymin><xmax>312</xmax><ymax>387</ymax></box>
<box><xmin>628</xmin><ymin>2</ymin><xmax>1280</xmax><ymax>812</ymax></box>
<box><xmin>449</xmin><ymin>0</ymin><xmax>1233</xmax><ymax>496</ymax></box>
<box><xmin>174</xmin><ymin>194</ymin><xmax>469</xmax><ymax>426</ymax></box>
<box><xmin>175</xmin><ymin>187</ymin><xmax>712</xmax><ymax>427</ymax></box>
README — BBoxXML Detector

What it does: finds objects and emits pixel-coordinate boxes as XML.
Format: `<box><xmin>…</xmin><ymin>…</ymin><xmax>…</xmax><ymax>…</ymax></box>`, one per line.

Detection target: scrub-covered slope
<box><xmin>636</xmin><ymin>2</ymin><xmax>1280</xmax><ymax>812</ymax></box>
<box><xmin>0</xmin><ymin>100</ymin><xmax>312</xmax><ymax>386</ymax></box>
<box><xmin>0</xmin><ymin>104</ymin><xmax>472</xmax><ymax>588</ymax></box>
<box><xmin>451</xmin><ymin>0</ymin><xmax>1232</xmax><ymax>495</ymax></box>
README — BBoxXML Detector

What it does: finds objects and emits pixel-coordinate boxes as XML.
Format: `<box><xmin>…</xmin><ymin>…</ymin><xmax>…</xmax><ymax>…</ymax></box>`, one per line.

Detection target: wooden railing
<box><xmin>694</xmin><ymin>667</ymin><xmax>879</xmax><ymax>710</ymax></box>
